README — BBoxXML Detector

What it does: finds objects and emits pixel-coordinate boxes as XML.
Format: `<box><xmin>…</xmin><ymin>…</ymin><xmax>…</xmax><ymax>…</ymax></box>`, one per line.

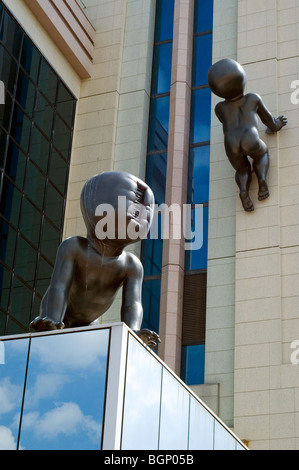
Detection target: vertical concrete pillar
<box><xmin>158</xmin><ymin>0</ymin><xmax>194</xmax><ymax>375</ymax></box>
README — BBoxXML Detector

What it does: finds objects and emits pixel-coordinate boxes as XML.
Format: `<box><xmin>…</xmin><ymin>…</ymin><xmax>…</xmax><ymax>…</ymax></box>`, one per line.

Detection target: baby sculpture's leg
<box><xmin>252</xmin><ymin>152</ymin><xmax>270</xmax><ymax>201</ymax></box>
<box><xmin>227</xmin><ymin>149</ymin><xmax>254</xmax><ymax>211</ymax></box>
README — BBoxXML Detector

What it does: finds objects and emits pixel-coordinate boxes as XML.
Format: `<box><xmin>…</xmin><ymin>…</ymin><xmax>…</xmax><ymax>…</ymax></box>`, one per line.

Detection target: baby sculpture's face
<box><xmin>80</xmin><ymin>171</ymin><xmax>154</xmax><ymax>247</ymax></box>
<box><xmin>207</xmin><ymin>58</ymin><xmax>246</xmax><ymax>101</ymax></box>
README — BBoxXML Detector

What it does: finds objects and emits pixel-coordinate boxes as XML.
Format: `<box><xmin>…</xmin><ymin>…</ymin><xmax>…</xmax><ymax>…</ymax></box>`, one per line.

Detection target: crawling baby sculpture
<box><xmin>207</xmin><ymin>58</ymin><xmax>287</xmax><ymax>212</ymax></box>
<box><xmin>30</xmin><ymin>171</ymin><xmax>159</xmax><ymax>348</ymax></box>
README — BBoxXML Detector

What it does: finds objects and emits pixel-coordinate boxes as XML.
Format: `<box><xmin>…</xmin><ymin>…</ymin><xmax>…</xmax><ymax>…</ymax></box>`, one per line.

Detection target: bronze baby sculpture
<box><xmin>207</xmin><ymin>58</ymin><xmax>287</xmax><ymax>211</ymax></box>
<box><xmin>30</xmin><ymin>171</ymin><xmax>160</xmax><ymax>348</ymax></box>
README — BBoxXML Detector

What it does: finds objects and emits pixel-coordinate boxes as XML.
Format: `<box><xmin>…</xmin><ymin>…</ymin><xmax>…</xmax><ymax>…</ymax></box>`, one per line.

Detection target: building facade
<box><xmin>1</xmin><ymin>0</ymin><xmax>299</xmax><ymax>450</ymax></box>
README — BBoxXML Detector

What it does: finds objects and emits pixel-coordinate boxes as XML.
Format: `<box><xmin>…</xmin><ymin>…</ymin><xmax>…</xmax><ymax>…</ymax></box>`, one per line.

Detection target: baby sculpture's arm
<box><xmin>256</xmin><ymin>94</ymin><xmax>287</xmax><ymax>133</ymax></box>
<box><xmin>121</xmin><ymin>253</ymin><xmax>160</xmax><ymax>347</ymax></box>
<box><xmin>30</xmin><ymin>238</ymin><xmax>77</xmax><ymax>331</ymax></box>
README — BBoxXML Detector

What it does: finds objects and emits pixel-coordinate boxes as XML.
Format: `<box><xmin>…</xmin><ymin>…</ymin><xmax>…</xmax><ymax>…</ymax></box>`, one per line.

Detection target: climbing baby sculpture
<box><xmin>207</xmin><ymin>58</ymin><xmax>287</xmax><ymax>212</ymax></box>
<box><xmin>30</xmin><ymin>171</ymin><xmax>159</xmax><ymax>348</ymax></box>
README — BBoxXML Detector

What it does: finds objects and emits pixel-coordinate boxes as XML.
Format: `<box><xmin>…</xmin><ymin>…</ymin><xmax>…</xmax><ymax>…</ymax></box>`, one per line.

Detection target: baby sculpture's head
<box><xmin>207</xmin><ymin>58</ymin><xmax>246</xmax><ymax>101</ymax></box>
<box><xmin>80</xmin><ymin>171</ymin><xmax>154</xmax><ymax>247</ymax></box>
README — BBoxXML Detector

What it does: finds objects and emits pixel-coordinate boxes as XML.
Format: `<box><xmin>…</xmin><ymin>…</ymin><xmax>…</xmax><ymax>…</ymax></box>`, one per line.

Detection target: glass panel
<box><xmin>188</xmin><ymin>396</ymin><xmax>214</xmax><ymax>450</ymax></box>
<box><xmin>0</xmin><ymin>338</ymin><xmax>29</xmax><ymax>450</ymax></box>
<box><xmin>214</xmin><ymin>420</ymin><xmax>237</xmax><ymax>450</ymax></box>
<box><xmin>35</xmin><ymin>256</ymin><xmax>53</xmax><ymax>298</ymax></box>
<box><xmin>19</xmin><ymin>329</ymin><xmax>110</xmax><ymax>450</ymax></box>
<box><xmin>152</xmin><ymin>43</ymin><xmax>173</xmax><ymax>95</ymax></box>
<box><xmin>0</xmin><ymin>46</ymin><xmax>18</xmax><ymax>95</ymax></box>
<box><xmin>40</xmin><ymin>219</ymin><xmax>60</xmax><ymax>263</ymax></box>
<box><xmin>44</xmin><ymin>182</ymin><xmax>64</xmax><ymax>228</ymax></box>
<box><xmin>141</xmin><ymin>232</ymin><xmax>163</xmax><ymax>276</ymax></box>
<box><xmin>155</xmin><ymin>0</ymin><xmax>175</xmax><ymax>42</ymax></box>
<box><xmin>192</xmin><ymin>34</ymin><xmax>213</xmax><ymax>87</ymax></box>
<box><xmin>48</xmin><ymin>149</ymin><xmax>68</xmax><ymax>194</ymax></box>
<box><xmin>39</xmin><ymin>59</ymin><xmax>58</xmax><ymax>103</ymax></box>
<box><xmin>0</xmin><ymin>130</ymin><xmax>8</xmax><ymax>168</ymax></box>
<box><xmin>5</xmin><ymin>139</ymin><xmax>27</xmax><ymax>190</ymax></box>
<box><xmin>14</xmin><ymin>236</ymin><xmax>38</xmax><ymax>287</ymax></box>
<box><xmin>16</xmin><ymin>69</ymin><xmax>36</xmax><ymax>118</ymax></box>
<box><xmin>121</xmin><ymin>335</ymin><xmax>162</xmax><ymax>450</ymax></box>
<box><xmin>20</xmin><ymin>198</ymin><xmax>42</xmax><ymax>248</ymax></box>
<box><xmin>148</xmin><ymin>96</ymin><xmax>170</xmax><ymax>152</ymax></box>
<box><xmin>0</xmin><ymin>178</ymin><xmax>22</xmax><ymax>228</ymax></box>
<box><xmin>159</xmin><ymin>369</ymin><xmax>189</xmax><ymax>450</ymax></box>
<box><xmin>146</xmin><ymin>153</ymin><xmax>167</xmax><ymax>206</ymax></box>
<box><xmin>53</xmin><ymin>114</ymin><xmax>72</xmax><ymax>160</ymax></box>
<box><xmin>20</xmin><ymin>35</ymin><xmax>41</xmax><ymax>83</ymax></box>
<box><xmin>0</xmin><ymin>264</ymin><xmax>12</xmax><ymax>312</ymax></box>
<box><xmin>10</xmin><ymin>103</ymin><xmax>32</xmax><ymax>154</ymax></box>
<box><xmin>9</xmin><ymin>277</ymin><xmax>33</xmax><ymax>328</ymax></box>
<box><xmin>190</xmin><ymin>88</ymin><xmax>212</xmax><ymax>144</ymax></box>
<box><xmin>56</xmin><ymin>81</ymin><xmax>75</xmax><ymax>128</ymax></box>
<box><xmin>34</xmin><ymin>91</ymin><xmax>54</xmax><ymax>137</ymax></box>
<box><xmin>181</xmin><ymin>344</ymin><xmax>205</xmax><ymax>385</ymax></box>
<box><xmin>0</xmin><ymin>91</ymin><xmax>12</xmax><ymax>131</ymax></box>
<box><xmin>142</xmin><ymin>279</ymin><xmax>161</xmax><ymax>334</ymax></box>
<box><xmin>194</xmin><ymin>0</ymin><xmax>214</xmax><ymax>33</ymax></box>
<box><xmin>30</xmin><ymin>125</ymin><xmax>50</xmax><ymax>173</ymax></box>
<box><xmin>188</xmin><ymin>145</ymin><xmax>210</xmax><ymax>204</ymax></box>
<box><xmin>185</xmin><ymin>206</ymin><xmax>208</xmax><ymax>270</ymax></box>
<box><xmin>0</xmin><ymin>10</ymin><xmax>23</xmax><ymax>58</ymax></box>
<box><xmin>0</xmin><ymin>218</ymin><xmax>17</xmax><ymax>269</ymax></box>
<box><xmin>24</xmin><ymin>160</ymin><xmax>46</xmax><ymax>210</ymax></box>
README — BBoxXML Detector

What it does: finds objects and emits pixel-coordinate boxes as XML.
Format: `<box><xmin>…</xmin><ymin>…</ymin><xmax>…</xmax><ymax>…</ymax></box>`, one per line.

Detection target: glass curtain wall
<box><xmin>141</xmin><ymin>0</ymin><xmax>175</xmax><ymax>334</ymax></box>
<box><xmin>0</xmin><ymin>3</ymin><xmax>76</xmax><ymax>335</ymax></box>
<box><xmin>181</xmin><ymin>0</ymin><xmax>213</xmax><ymax>385</ymax></box>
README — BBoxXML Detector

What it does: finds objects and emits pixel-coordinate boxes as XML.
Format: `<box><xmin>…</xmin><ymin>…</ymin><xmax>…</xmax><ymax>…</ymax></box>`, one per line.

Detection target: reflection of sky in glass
<box><xmin>19</xmin><ymin>329</ymin><xmax>109</xmax><ymax>450</ymax></box>
<box><xmin>0</xmin><ymin>338</ymin><xmax>29</xmax><ymax>450</ymax></box>
<box><xmin>189</xmin><ymin>396</ymin><xmax>214</xmax><ymax>450</ymax></box>
<box><xmin>121</xmin><ymin>335</ymin><xmax>162</xmax><ymax>450</ymax></box>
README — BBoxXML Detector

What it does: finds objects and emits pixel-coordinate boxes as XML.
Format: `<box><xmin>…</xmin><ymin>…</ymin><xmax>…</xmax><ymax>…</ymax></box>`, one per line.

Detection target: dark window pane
<box><xmin>148</xmin><ymin>96</ymin><xmax>170</xmax><ymax>152</ymax></box>
<box><xmin>141</xmin><ymin>236</ymin><xmax>163</xmax><ymax>277</ymax></box>
<box><xmin>0</xmin><ymin>263</ymin><xmax>11</xmax><ymax>312</ymax></box>
<box><xmin>9</xmin><ymin>276</ymin><xmax>33</xmax><ymax>323</ymax></box>
<box><xmin>190</xmin><ymin>88</ymin><xmax>211</xmax><ymax>144</ymax></box>
<box><xmin>0</xmin><ymin>10</ymin><xmax>23</xmax><ymax>58</ymax></box>
<box><xmin>5</xmin><ymin>139</ymin><xmax>27</xmax><ymax>189</ymax></box>
<box><xmin>0</xmin><ymin>177</ymin><xmax>22</xmax><ymax>227</ymax></box>
<box><xmin>181</xmin><ymin>344</ymin><xmax>205</xmax><ymax>385</ymax></box>
<box><xmin>155</xmin><ymin>0</ymin><xmax>175</xmax><ymax>42</ymax></box>
<box><xmin>48</xmin><ymin>149</ymin><xmax>68</xmax><ymax>193</ymax></box>
<box><xmin>0</xmin><ymin>129</ymin><xmax>8</xmax><ymax>168</ymax></box>
<box><xmin>188</xmin><ymin>145</ymin><xmax>210</xmax><ymax>204</ymax></box>
<box><xmin>194</xmin><ymin>0</ymin><xmax>214</xmax><ymax>33</ymax></box>
<box><xmin>142</xmin><ymin>279</ymin><xmax>161</xmax><ymax>334</ymax></box>
<box><xmin>0</xmin><ymin>46</ymin><xmax>18</xmax><ymax>94</ymax></box>
<box><xmin>0</xmin><ymin>92</ymin><xmax>12</xmax><ymax>131</ymax></box>
<box><xmin>24</xmin><ymin>160</ymin><xmax>46</xmax><ymax>210</ymax></box>
<box><xmin>53</xmin><ymin>114</ymin><xmax>72</xmax><ymax>159</ymax></box>
<box><xmin>152</xmin><ymin>43</ymin><xmax>173</xmax><ymax>95</ymax></box>
<box><xmin>44</xmin><ymin>182</ymin><xmax>64</xmax><ymax>228</ymax></box>
<box><xmin>16</xmin><ymin>69</ymin><xmax>36</xmax><ymax>117</ymax></box>
<box><xmin>34</xmin><ymin>90</ymin><xmax>54</xmax><ymax>137</ymax></box>
<box><xmin>56</xmin><ymin>81</ymin><xmax>76</xmax><ymax>128</ymax></box>
<box><xmin>30</xmin><ymin>125</ymin><xmax>50</xmax><ymax>173</ymax></box>
<box><xmin>10</xmin><ymin>103</ymin><xmax>32</xmax><ymax>153</ymax></box>
<box><xmin>20</xmin><ymin>198</ymin><xmax>42</xmax><ymax>248</ymax></box>
<box><xmin>185</xmin><ymin>206</ymin><xmax>209</xmax><ymax>271</ymax></box>
<box><xmin>20</xmin><ymin>35</ymin><xmax>40</xmax><ymax>82</ymax></box>
<box><xmin>0</xmin><ymin>309</ymin><xmax>6</xmax><ymax>335</ymax></box>
<box><xmin>14</xmin><ymin>236</ymin><xmax>38</xmax><ymax>286</ymax></box>
<box><xmin>192</xmin><ymin>34</ymin><xmax>213</xmax><ymax>87</ymax></box>
<box><xmin>39</xmin><ymin>58</ymin><xmax>58</xmax><ymax>103</ymax></box>
<box><xmin>146</xmin><ymin>153</ymin><xmax>167</xmax><ymax>206</ymax></box>
<box><xmin>36</xmin><ymin>255</ymin><xmax>53</xmax><ymax>298</ymax></box>
<box><xmin>0</xmin><ymin>218</ymin><xmax>17</xmax><ymax>268</ymax></box>
<box><xmin>40</xmin><ymin>218</ymin><xmax>61</xmax><ymax>263</ymax></box>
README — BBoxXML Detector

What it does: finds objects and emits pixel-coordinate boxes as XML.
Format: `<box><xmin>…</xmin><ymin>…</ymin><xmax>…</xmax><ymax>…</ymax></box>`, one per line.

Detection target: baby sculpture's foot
<box><xmin>29</xmin><ymin>316</ymin><xmax>65</xmax><ymax>332</ymax></box>
<box><xmin>135</xmin><ymin>328</ymin><xmax>160</xmax><ymax>349</ymax></box>
<box><xmin>258</xmin><ymin>180</ymin><xmax>270</xmax><ymax>201</ymax></box>
<box><xmin>239</xmin><ymin>192</ymin><xmax>254</xmax><ymax>212</ymax></box>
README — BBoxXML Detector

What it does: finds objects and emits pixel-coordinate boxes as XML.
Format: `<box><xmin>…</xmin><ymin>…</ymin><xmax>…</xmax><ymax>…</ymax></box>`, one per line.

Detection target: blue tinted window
<box><xmin>194</xmin><ymin>0</ymin><xmax>214</xmax><ymax>33</ymax></box>
<box><xmin>142</xmin><ymin>279</ymin><xmax>161</xmax><ymax>333</ymax></box>
<box><xmin>148</xmin><ymin>96</ymin><xmax>170</xmax><ymax>152</ymax></box>
<box><xmin>141</xmin><ymin>236</ymin><xmax>163</xmax><ymax>277</ymax></box>
<box><xmin>190</xmin><ymin>88</ymin><xmax>211</xmax><ymax>144</ymax></box>
<box><xmin>155</xmin><ymin>0</ymin><xmax>175</xmax><ymax>42</ymax></box>
<box><xmin>152</xmin><ymin>43</ymin><xmax>173</xmax><ymax>95</ymax></box>
<box><xmin>192</xmin><ymin>34</ymin><xmax>213</xmax><ymax>87</ymax></box>
<box><xmin>188</xmin><ymin>146</ymin><xmax>210</xmax><ymax>204</ymax></box>
<box><xmin>185</xmin><ymin>206</ymin><xmax>209</xmax><ymax>270</ymax></box>
<box><xmin>181</xmin><ymin>344</ymin><xmax>205</xmax><ymax>385</ymax></box>
<box><xmin>146</xmin><ymin>153</ymin><xmax>167</xmax><ymax>205</ymax></box>
<box><xmin>20</xmin><ymin>36</ymin><xmax>40</xmax><ymax>82</ymax></box>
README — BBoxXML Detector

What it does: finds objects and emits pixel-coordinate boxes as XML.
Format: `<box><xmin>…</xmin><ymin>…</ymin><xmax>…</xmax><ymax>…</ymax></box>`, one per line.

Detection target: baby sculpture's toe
<box><xmin>239</xmin><ymin>192</ymin><xmax>254</xmax><ymax>212</ymax></box>
<box><xmin>29</xmin><ymin>316</ymin><xmax>65</xmax><ymax>332</ymax></box>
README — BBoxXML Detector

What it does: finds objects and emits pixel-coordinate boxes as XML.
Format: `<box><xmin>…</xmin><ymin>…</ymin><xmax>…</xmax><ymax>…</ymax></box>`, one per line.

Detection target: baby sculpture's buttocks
<box><xmin>207</xmin><ymin>58</ymin><xmax>287</xmax><ymax>212</ymax></box>
<box><xmin>29</xmin><ymin>171</ymin><xmax>159</xmax><ymax>348</ymax></box>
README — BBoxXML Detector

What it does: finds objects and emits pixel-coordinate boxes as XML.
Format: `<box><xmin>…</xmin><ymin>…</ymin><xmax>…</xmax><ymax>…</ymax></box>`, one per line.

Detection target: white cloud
<box><xmin>0</xmin><ymin>426</ymin><xmax>17</xmax><ymax>450</ymax></box>
<box><xmin>0</xmin><ymin>377</ymin><xmax>21</xmax><ymax>415</ymax></box>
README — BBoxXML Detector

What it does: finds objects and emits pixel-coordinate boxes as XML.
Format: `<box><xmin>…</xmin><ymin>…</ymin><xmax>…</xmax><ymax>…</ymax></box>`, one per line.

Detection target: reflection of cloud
<box><xmin>0</xmin><ymin>377</ymin><xmax>21</xmax><ymax>415</ymax></box>
<box><xmin>0</xmin><ymin>426</ymin><xmax>17</xmax><ymax>450</ymax></box>
<box><xmin>22</xmin><ymin>402</ymin><xmax>101</xmax><ymax>444</ymax></box>
<box><xmin>27</xmin><ymin>373</ymin><xmax>68</xmax><ymax>405</ymax></box>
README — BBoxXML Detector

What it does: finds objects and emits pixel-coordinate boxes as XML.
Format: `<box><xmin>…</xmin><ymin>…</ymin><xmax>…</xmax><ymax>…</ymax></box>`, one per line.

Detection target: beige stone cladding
<box><xmin>63</xmin><ymin>0</ymin><xmax>156</xmax><ymax>323</ymax></box>
<box><xmin>233</xmin><ymin>0</ymin><xmax>299</xmax><ymax>450</ymax></box>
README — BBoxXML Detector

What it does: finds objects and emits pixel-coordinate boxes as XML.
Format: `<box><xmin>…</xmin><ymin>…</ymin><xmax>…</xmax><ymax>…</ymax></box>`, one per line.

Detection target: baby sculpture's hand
<box><xmin>275</xmin><ymin>115</ymin><xmax>288</xmax><ymax>131</ymax></box>
<box><xmin>135</xmin><ymin>328</ymin><xmax>161</xmax><ymax>349</ymax></box>
<box><xmin>29</xmin><ymin>316</ymin><xmax>65</xmax><ymax>331</ymax></box>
